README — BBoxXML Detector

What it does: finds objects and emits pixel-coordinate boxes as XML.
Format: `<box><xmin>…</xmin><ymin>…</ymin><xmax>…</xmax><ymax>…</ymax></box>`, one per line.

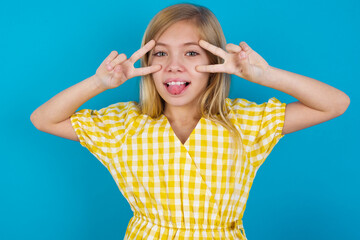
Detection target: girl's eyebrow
<box><xmin>155</xmin><ymin>42</ymin><xmax>200</xmax><ymax>47</ymax></box>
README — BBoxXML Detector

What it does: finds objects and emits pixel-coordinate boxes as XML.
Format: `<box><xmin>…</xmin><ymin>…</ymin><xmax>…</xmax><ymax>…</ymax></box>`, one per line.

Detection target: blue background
<box><xmin>1</xmin><ymin>0</ymin><xmax>359</xmax><ymax>239</ymax></box>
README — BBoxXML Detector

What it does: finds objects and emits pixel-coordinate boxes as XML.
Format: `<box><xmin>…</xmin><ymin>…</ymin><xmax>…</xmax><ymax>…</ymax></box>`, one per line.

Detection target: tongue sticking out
<box><xmin>167</xmin><ymin>84</ymin><xmax>186</xmax><ymax>95</ymax></box>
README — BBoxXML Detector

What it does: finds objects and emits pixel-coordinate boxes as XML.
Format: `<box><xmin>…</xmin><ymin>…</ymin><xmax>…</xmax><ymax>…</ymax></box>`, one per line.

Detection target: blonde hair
<box><xmin>139</xmin><ymin>3</ymin><xmax>243</xmax><ymax>159</ymax></box>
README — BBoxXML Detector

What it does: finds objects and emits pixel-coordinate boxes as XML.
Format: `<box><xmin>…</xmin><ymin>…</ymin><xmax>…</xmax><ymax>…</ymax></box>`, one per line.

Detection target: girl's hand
<box><xmin>95</xmin><ymin>40</ymin><xmax>161</xmax><ymax>90</ymax></box>
<box><xmin>196</xmin><ymin>40</ymin><xmax>270</xmax><ymax>83</ymax></box>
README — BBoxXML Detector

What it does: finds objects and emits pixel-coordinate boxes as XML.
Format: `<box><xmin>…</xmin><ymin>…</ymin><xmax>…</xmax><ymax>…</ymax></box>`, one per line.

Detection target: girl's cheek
<box><xmin>152</xmin><ymin>69</ymin><xmax>162</xmax><ymax>80</ymax></box>
<box><xmin>151</xmin><ymin>57</ymin><xmax>164</xmax><ymax>64</ymax></box>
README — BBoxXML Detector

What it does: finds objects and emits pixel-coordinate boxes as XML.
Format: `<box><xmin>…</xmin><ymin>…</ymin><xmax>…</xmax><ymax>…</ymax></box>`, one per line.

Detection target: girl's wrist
<box><xmin>91</xmin><ymin>74</ymin><xmax>109</xmax><ymax>92</ymax></box>
<box><xmin>256</xmin><ymin>66</ymin><xmax>283</xmax><ymax>88</ymax></box>
<box><xmin>245</xmin><ymin>65</ymin><xmax>273</xmax><ymax>85</ymax></box>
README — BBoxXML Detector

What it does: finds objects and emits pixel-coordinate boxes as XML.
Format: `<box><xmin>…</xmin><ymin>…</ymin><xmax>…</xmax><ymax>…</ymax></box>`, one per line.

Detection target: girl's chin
<box><xmin>162</xmin><ymin>96</ymin><xmax>200</xmax><ymax>109</ymax></box>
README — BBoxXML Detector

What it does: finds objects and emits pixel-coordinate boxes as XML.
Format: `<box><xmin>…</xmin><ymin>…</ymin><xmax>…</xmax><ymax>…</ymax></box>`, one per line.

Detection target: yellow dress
<box><xmin>70</xmin><ymin>97</ymin><xmax>286</xmax><ymax>239</ymax></box>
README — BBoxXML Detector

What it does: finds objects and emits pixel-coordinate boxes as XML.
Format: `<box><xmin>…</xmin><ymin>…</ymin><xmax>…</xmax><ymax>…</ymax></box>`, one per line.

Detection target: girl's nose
<box><xmin>165</xmin><ymin>57</ymin><xmax>184</xmax><ymax>72</ymax></box>
<box><xmin>168</xmin><ymin>65</ymin><xmax>183</xmax><ymax>72</ymax></box>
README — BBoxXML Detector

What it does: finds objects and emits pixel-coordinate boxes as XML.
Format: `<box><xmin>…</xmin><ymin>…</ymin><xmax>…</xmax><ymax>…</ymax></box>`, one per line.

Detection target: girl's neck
<box><xmin>164</xmin><ymin>104</ymin><xmax>201</xmax><ymax>124</ymax></box>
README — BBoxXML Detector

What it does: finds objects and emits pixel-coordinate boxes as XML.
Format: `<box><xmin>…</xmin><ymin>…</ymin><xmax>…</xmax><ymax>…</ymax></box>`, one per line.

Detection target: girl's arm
<box><xmin>196</xmin><ymin>40</ymin><xmax>350</xmax><ymax>135</ymax></box>
<box><xmin>31</xmin><ymin>40</ymin><xmax>161</xmax><ymax>141</ymax></box>
<box><xmin>256</xmin><ymin>67</ymin><xmax>350</xmax><ymax>134</ymax></box>
<box><xmin>31</xmin><ymin>75</ymin><xmax>106</xmax><ymax>141</ymax></box>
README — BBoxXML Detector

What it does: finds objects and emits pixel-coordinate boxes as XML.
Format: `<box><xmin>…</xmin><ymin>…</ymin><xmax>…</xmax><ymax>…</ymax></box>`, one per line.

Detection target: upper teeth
<box><xmin>166</xmin><ymin>82</ymin><xmax>187</xmax><ymax>86</ymax></box>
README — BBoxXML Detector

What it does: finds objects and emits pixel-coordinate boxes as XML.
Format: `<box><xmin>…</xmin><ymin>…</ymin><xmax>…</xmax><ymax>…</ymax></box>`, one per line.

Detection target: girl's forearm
<box><xmin>257</xmin><ymin>66</ymin><xmax>350</xmax><ymax>114</ymax></box>
<box><xmin>31</xmin><ymin>75</ymin><xmax>106</xmax><ymax>129</ymax></box>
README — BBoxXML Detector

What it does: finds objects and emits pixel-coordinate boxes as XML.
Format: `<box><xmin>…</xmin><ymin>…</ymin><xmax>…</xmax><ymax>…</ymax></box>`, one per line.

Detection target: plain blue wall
<box><xmin>1</xmin><ymin>0</ymin><xmax>359</xmax><ymax>239</ymax></box>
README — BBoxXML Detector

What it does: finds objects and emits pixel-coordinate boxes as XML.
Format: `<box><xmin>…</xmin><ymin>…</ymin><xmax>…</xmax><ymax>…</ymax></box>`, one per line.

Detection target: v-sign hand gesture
<box><xmin>95</xmin><ymin>40</ymin><xmax>161</xmax><ymax>90</ymax></box>
<box><xmin>196</xmin><ymin>40</ymin><xmax>270</xmax><ymax>83</ymax></box>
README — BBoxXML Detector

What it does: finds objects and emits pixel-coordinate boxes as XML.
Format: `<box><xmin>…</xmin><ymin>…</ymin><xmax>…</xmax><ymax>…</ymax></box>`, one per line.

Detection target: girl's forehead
<box><xmin>154</xmin><ymin>41</ymin><xmax>201</xmax><ymax>49</ymax></box>
<box><xmin>155</xmin><ymin>21</ymin><xmax>201</xmax><ymax>45</ymax></box>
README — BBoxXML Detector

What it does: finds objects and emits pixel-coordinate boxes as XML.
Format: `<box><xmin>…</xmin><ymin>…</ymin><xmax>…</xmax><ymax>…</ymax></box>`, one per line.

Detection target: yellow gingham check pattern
<box><xmin>70</xmin><ymin>97</ymin><xmax>286</xmax><ymax>239</ymax></box>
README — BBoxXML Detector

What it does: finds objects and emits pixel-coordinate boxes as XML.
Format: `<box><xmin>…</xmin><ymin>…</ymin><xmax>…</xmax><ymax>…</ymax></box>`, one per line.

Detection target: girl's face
<box><xmin>150</xmin><ymin>20</ymin><xmax>211</xmax><ymax>112</ymax></box>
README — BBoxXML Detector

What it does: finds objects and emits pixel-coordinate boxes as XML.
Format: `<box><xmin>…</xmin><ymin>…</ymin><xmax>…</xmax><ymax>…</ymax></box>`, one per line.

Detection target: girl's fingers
<box><xmin>236</xmin><ymin>51</ymin><xmax>252</xmax><ymax>76</ymax></box>
<box><xmin>226</xmin><ymin>43</ymin><xmax>242</xmax><ymax>53</ymax></box>
<box><xmin>133</xmin><ymin>64</ymin><xmax>162</xmax><ymax>77</ymax></box>
<box><xmin>106</xmin><ymin>53</ymin><xmax>127</xmax><ymax>70</ymax></box>
<box><xmin>199</xmin><ymin>40</ymin><xmax>227</xmax><ymax>59</ymax></box>
<box><xmin>196</xmin><ymin>64</ymin><xmax>225</xmax><ymax>73</ymax></box>
<box><xmin>129</xmin><ymin>40</ymin><xmax>156</xmax><ymax>64</ymax></box>
<box><xmin>239</xmin><ymin>42</ymin><xmax>251</xmax><ymax>53</ymax></box>
<box><xmin>104</xmin><ymin>51</ymin><xmax>119</xmax><ymax>65</ymax></box>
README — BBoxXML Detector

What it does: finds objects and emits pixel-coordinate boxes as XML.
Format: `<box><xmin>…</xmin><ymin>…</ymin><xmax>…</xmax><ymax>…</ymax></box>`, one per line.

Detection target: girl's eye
<box><xmin>152</xmin><ymin>51</ymin><xmax>199</xmax><ymax>57</ymax></box>
<box><xmin>186</xmin><ymin>51</ymin><xmax>199</xmax><ymax>56</ymax></box>
<box><xmin>153</xmin><ymin>51</ymin><xmax>166</xmax><ymax>57</ymax></box>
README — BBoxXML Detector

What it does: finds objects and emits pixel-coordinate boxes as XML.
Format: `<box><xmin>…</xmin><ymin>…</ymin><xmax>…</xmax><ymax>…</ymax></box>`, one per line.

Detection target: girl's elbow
<box><xmin>30</xmin><ymin>110</ymin><xmax>45</xmax><ymax>131</ymax></box>
<box><xmin>334</xmin><ymin>93</ymin><xmax>350</xmax><ymax>116</ymax></box>
<box><xmin>30</xmin><ymin>111</ymin><xmax>40</xmax><ymax>129</ymax></box>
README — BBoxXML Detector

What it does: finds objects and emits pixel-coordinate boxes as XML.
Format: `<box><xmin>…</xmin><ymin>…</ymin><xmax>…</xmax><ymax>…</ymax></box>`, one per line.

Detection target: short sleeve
<box><xmin>227</xmin><ymin>97</ymin><xmax>286</xmax><ymax>168</ymax></box>
<box><xmin>70</xmin><ymin>101</ymin><xmax>138</xmax><ymax>169</ymax></box>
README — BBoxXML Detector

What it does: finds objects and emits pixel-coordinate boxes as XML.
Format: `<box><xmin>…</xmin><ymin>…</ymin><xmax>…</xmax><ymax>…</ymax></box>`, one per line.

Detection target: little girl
<box><xmin>31</xmin><ymin>3</ymin><xmax>349</xmax><ymax>240</ymax></box>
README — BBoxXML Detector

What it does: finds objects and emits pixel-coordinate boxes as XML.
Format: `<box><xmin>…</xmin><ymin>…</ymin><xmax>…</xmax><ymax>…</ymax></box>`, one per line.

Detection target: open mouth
<box><xmin>164</xmin><ymin>81</ymin><xmax>191</xmax><ymax>95</ymax></box>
